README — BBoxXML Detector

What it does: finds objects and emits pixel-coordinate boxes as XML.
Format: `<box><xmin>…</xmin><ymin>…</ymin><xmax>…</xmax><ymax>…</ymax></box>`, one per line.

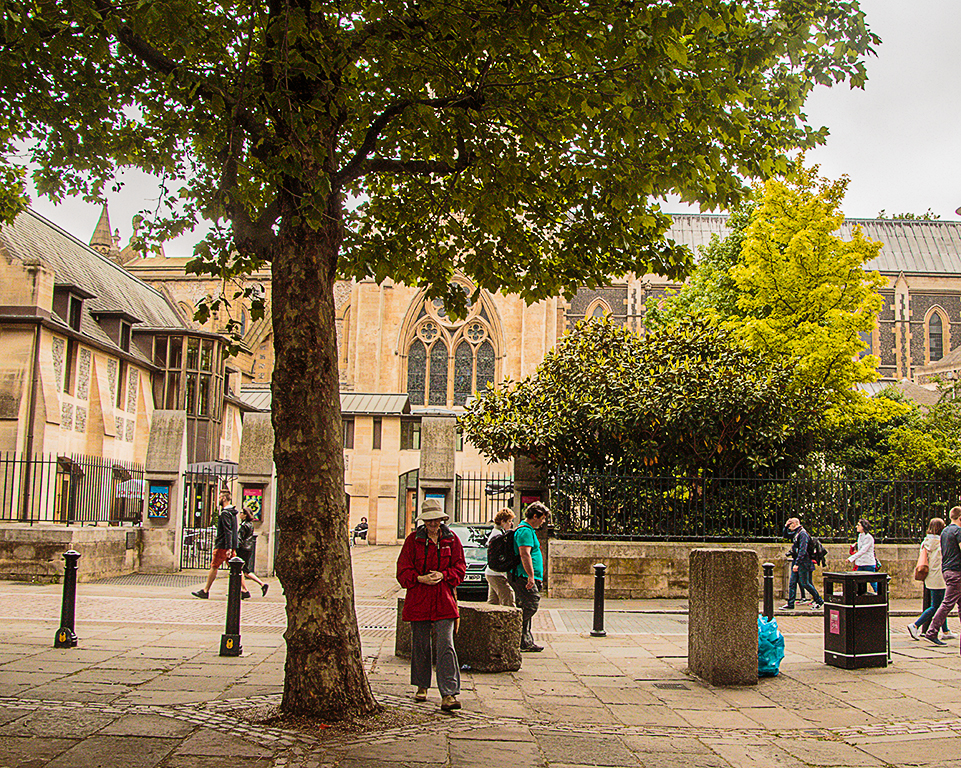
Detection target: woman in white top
<box><xmin>485</xmin><ymin>508</ymin><xmax>515</xmax><ymax>607</ymax></box>
<box><xmin>847</xmin><ymin>518</ymin><xmax>878</xmax><ymax>592</ymax></box>
<box><xmin>907</xmin><ymin>517</ymin><xmax>956</xmax><ymax>640</ymax></box>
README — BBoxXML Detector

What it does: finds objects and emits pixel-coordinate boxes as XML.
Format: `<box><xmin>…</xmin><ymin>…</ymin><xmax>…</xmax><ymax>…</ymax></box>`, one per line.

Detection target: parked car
<box><xmin>449</xmin><ymin>523</ymin><xmax>494</xmax><ymax>601</ymax></box>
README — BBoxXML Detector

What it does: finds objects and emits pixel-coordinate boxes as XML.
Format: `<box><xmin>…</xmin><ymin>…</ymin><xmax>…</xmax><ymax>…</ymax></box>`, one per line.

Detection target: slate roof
<box><xmin>0</xmin><ymin>209</ymin><xmax>187</xmax><ymax>363</ymax></box>
<box><xmin>664</xmin><ymin>214</ymin><xmax>961</xmax><ymax>275</ymax></box>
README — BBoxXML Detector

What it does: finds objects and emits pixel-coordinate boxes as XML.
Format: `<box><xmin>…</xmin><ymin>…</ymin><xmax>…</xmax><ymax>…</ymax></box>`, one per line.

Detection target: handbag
<box><xmin>914</xmin><ymin>546</ymin><xmax>929</xmax><ymax>582</ymax></box>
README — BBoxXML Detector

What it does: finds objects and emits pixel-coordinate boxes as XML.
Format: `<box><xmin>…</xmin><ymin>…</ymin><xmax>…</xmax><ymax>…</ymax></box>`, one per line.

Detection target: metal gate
<box><xmin>180</xmin><ymin>461</ymin><xmax>238</xmax><ymax>569</ymax></box>
<box><xmin>454</xmin><ymin>473</ymin><xmax>514</xmax><ymax>524</ymax></box>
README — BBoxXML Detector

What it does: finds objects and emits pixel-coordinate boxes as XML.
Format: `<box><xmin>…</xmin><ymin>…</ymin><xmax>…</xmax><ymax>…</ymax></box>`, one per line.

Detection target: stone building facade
<box><xmin>119</xmin><ymin>214</ymin><xmax>961</xmax><ymax>545</ymax></box>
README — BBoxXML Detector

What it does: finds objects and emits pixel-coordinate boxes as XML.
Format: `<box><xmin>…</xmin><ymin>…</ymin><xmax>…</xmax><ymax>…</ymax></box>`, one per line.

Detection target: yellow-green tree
<box><xmin>730</xmin><ymin>167</ymin><xmax>885</xmax><ymax>401</ymax></box>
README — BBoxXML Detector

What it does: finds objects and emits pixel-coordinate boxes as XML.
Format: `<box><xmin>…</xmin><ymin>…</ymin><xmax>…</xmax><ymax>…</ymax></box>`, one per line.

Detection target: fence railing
<box><xmin>551</xmin><ymin>471</ymin><xmax>961</xmax><ymax>543</ymax></box>
<box><xmin>454</xmin><ymin>473</ymin><xmax>514</xmax><ymax>525</ymax></box>
<box><xmin>0</xmin><ymin>452</ymin><xmax>145</xmax><ymax>525</ymax></box>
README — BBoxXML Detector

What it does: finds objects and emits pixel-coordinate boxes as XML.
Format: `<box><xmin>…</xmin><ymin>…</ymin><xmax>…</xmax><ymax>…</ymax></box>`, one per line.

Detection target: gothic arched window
<box><xmin>407</xmin><ymin>339</ymin><xmax>427</xmax><ymax>406</ymax></box>
<box><xmin>453</xmin><ymin>343</ymin><xmax>474</xmax><ymax>406</ymax></box>
<box><xmin>429</xmin><ymin>343</ymin><xmax>449</xmax><ymax>405</ymax></box>
<box><xmin>929</xmin><ymin>313</ymin><xmax>944</xmax><ymax>362</ymax></box>
<box><xmin>404</xmin><ymin>288</ymin><xmax>499</xmax><ymax>408</ymax></box>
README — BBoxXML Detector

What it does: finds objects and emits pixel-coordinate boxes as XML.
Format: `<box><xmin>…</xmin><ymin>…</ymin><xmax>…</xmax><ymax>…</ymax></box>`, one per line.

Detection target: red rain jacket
<box><xmin>396</xmin><ymin>525</ymin><xmax>466</xmax><ymax>622</ymax></box>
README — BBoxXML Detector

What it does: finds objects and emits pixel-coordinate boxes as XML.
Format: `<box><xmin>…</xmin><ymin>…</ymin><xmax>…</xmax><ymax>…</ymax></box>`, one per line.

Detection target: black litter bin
<box><xmin>823</xmin><ymin>571</ymin><xmax>889</xmax><ymax>669</ymax></box>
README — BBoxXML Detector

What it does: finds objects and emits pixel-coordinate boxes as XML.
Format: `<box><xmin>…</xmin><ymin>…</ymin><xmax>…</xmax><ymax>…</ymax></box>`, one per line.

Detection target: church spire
<box><xmin>89</xmin><ymin>203</ymin><xmax>127</xmax><ymax>265</ymax></box>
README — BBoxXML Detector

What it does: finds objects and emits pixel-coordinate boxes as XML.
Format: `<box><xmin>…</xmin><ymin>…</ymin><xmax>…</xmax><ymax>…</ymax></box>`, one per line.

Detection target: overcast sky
<box><xmin>28</xmin><ymin>0</ymin><xmax>961</xmax><ymax>258</ymax></box>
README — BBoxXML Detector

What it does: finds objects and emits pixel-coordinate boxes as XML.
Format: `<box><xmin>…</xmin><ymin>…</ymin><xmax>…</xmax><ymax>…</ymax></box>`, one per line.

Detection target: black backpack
<box><xmin>807</xmin><ymin>535</ymin><xmax>828</xmax><ymax>567</ymax></box>
<box><xmin>487</xmin><ymin>529</ymin><xmax>521</xmax><ymax>572</ymax></box>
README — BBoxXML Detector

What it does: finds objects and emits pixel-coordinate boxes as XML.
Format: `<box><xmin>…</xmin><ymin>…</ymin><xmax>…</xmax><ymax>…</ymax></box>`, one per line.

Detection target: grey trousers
<box><xmin>508</xmin><ymin>573</ymin><xmax>541</xmax><ymax>648</ymax></box>
<box><xmin>410</xmin><ymin>619</ymin><xmax>460</xmax><ymax>697</ymax></box>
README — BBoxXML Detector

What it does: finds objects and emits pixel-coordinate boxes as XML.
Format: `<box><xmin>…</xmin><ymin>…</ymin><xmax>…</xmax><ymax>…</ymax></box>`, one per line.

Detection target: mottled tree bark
<box><xmin>270</xmin><ymin>189</ymin><xmax>379</xmax><ymax>718</ymax></box>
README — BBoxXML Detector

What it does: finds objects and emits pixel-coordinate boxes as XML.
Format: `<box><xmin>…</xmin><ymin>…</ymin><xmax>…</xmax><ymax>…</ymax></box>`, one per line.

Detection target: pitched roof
<box><xmin>0</xmin><ymin>209</ymin><xmax>187</xmax><ymax>362</ymax></box>
<box><xmin>664</xmin><ymin>214</ymin><xmax>961</xmax><ymax>275</ymax></box>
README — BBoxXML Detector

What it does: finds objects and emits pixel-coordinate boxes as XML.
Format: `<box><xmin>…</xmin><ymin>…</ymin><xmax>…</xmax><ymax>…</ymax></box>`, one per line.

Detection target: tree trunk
<box><xmin>270</xmin><ymin>193</ymin><xmax>379</xmax><ymax>718</ymax></box>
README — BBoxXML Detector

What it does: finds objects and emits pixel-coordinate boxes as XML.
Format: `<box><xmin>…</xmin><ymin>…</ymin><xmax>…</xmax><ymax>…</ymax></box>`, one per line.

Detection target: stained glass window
<box><xmin>476</xmin><ymin>340</ymin><xmax>495</xmax><ymax>393</ymax></box>
<box><xmin>429</xmin><ymin>343</ymin><xmax>449</xmax><ymax>405</ymax></box>
<box><xmin>407</xmin><ymin>340</ymin><xmax>426</xmax><ymax>406</ymax></box>
<box><xmin>930</xmin><ymin>314</ymin><xmax>944</xmax><ymax>361</ymax></box>
<box><xmin>454</xmin><ymin>343</ymin><xmax>474</xmax><ymax>406</ymax></box>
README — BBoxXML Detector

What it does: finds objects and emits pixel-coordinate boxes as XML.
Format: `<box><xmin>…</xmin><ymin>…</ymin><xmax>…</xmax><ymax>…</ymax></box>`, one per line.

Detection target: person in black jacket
<box><xmin>780</xmin><ymin>517</ymin><xmax>823</xmax><ymax>611</ymax></box>
<box><xmin>237</xmin><ymin>508</ymin><xmax>269</xmax><ymax>597</ymax></box>
<box><xmin>192</xmin><ymin>489</ymin><xmax>239</xmax><ymax>599</ymax></box>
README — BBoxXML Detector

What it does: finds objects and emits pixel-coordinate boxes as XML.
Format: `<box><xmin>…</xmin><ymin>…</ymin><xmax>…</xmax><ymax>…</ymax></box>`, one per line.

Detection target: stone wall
<box><xmin>549</xmin><ymin>539</ymin><xmax>924</xmax><ymax>600</ymax></box>
<box><xmin>0</xmin><ymin>524</ymin><xmax>141</xmax><ymax>582</ymax></box>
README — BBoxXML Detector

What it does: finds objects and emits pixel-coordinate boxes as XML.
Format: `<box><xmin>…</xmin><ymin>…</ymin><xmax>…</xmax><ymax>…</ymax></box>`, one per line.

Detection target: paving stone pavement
<box><xmin>0</xmin><ymin>544</ymin><xmax>960</xmax><ymax>767</ymax></box>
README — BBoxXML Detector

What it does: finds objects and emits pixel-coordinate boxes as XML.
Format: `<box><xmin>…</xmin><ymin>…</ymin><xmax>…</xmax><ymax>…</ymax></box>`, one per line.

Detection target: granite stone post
<box><xmin>394</xmin><ymin>598</ymin><xmax>522</xmax><ymax>672</ymax></box>
<box><xmin>688</xmin><ymin>548</ymin><xmax>759</xmax><ymax>686</ymax></box>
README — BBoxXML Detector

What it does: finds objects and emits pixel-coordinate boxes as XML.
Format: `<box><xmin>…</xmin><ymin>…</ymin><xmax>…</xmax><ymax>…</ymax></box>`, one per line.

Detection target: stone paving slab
<box><xmin>2</xmin><ymin>551</ymin><xmax>961</xmax><ymax>767</ymax></box>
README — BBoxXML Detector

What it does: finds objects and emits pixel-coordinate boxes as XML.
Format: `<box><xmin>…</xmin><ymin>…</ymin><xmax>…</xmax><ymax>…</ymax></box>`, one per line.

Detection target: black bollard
<box><xmin>220</xmin><ymin>556</ymin><xmax>244</xmax><ymax>656</ymax></box>
<box><xmin>762</xmin><ymin>562</ymin><xmax>775</xmax><ymax>620</ymax></box>
<box><xmin>886</xmin><ymin>573</ymin><xmax>892</xmax><ymax>664</ymax></box>
<box><xmin>591</xmin><ymin>563</ymin><xmax>607</xmax><ymax>637</ymax></box>
<box><xmin>54</xmin><ymin>550</ymin><xmax>81</xmax><ymax>648</ymax></box>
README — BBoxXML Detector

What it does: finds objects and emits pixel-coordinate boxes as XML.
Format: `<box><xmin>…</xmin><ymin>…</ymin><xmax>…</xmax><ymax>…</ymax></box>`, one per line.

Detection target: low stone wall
<box><xmin>549</xmin><ymin>539</ymin><xmax>924</xmax><ymax>600</ymax></box>
<box><xmin>0</xmin><ymin>524</ymin><xmax>141</xmax><ymax>582</ymax></box>
<box><xmin>395</xmin><ymin>598</ymin><xmax>521</xmax><ymax>672</ymax></box>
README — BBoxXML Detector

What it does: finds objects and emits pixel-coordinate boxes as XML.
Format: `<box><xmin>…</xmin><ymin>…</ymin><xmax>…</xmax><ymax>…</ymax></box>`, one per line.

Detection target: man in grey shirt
<box><xmin>923</xmin><ymin>505</ymin><xmax>961</xmax><ymax>646</ymax></box>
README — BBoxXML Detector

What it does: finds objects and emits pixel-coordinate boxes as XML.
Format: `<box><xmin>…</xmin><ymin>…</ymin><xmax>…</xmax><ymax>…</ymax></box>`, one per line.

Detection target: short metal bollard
<box><xmin>591</xmin><ymin>563</ymin><xmax>607</xmax><ymax>637</ymax></box>
<box><xmin>55</xmin><ymin>550</ymin><xmax>81</xmax><ymax>648</ymax></box>
<box><xmin>220</xmin><ymin>556</ymin><xmax>244</xmax><ymax>656</ymax></box>
<box><xmin>762</xmin><ymin>562</ymin><xmax>775</xmax><ymax>620</ymax></box>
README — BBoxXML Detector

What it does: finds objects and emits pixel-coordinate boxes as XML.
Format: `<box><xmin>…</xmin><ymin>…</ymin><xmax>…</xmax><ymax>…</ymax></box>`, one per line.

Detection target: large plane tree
<box><xmin>0</xmin><ymin>0</ymin><xmax>877</xmax><ymax>718</ymax></box>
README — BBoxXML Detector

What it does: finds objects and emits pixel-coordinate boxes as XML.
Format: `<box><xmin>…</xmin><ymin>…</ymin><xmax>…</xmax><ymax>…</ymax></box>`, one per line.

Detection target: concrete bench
<box><xmin>394</xmin><ymin>597</ymin><xmax>522</xmax><ymax>672</ymax></box>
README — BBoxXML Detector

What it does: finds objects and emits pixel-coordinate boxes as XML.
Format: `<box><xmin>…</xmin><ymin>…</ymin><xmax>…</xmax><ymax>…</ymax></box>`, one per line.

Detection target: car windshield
<box><xmin>449</xmin><ymin>525</ymin><xmax>492</xmax><ymax>565</ymax></box>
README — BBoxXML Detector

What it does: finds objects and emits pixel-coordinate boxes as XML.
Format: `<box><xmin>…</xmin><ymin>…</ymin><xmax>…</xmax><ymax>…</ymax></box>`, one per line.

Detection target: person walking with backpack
<box><xmin>191</xmin><ymin>488</ymin><xmax>239</xmax><ymax>599</ymax></box>
<box><xmin>236</xmin><ymin>508</ymin><xmax>269</xmax><ymax>598</ymax></box>
<box><xmin>847</xmin><ymin>519</ymin><xmax>878</xmax><ymax>593</ymax></box>
<box><xmin>780</xmin><ymin>517</ymin><xmax>823</xmax><ymax>611</ymax></box>
<box><xmin>485</xmin><ymin>508</ymin><xmax>515</xmax><ymax>607</ymax></box>
<box><xmin>508</xmin><ymin>501</ymin><xmax>550</xmax><ymax>652</ymax></box>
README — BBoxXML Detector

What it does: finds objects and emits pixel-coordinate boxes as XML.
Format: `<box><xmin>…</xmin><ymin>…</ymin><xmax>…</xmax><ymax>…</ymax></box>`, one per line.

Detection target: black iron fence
<box><xmin>0</xmin><ymin>452</ymin><xmax>145</xmax><ymax>525</ymax></box>
<box><xmin>551</xmin><ymin>471</ymin><xmax>961</xmax><ymax>543</ymax></box>
<box><xmin>454</xmin><ymin>473</ymin><xmax>514</xmax><ymax>524</ymax></box>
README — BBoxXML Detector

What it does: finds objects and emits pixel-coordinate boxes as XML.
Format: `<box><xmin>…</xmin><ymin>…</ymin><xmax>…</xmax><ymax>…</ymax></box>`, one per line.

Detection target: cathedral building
<box><xmin>118</xmin><ymin>212</ymin><xmax>961</xmax><ymax>543</ymax></box>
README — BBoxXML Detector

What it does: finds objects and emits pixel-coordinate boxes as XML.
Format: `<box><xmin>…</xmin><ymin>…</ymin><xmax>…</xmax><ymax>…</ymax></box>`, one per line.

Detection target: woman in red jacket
<box><xmin>396</xmin><ymin>498</ymin><xmax>466</xmax><ymax>712</ymax></box>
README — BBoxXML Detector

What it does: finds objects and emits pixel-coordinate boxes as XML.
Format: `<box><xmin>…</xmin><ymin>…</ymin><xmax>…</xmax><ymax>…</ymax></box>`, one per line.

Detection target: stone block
<box><xmin>688</xmin><ymin>548</ymin><xmax>758</xmax><ymax>687</ymax></box>
<box><xmin>394</xmin><ymin>597</ymin><xmax>521</xmax><ymax>672</ymax></box>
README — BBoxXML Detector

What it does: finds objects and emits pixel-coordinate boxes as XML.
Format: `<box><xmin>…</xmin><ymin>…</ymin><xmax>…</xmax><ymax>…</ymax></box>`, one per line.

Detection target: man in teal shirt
<box><xmin>509</xmin><ymin>501</ymin><xmax>549</xmax><ymax>652</ymax></box>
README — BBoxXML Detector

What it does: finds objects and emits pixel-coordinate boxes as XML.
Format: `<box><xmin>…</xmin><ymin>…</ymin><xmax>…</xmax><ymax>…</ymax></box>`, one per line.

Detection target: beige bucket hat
<box><xmin>416</xmin><ymin>497</ymin><xmax>448</xmax><ymax>522</ymax></box>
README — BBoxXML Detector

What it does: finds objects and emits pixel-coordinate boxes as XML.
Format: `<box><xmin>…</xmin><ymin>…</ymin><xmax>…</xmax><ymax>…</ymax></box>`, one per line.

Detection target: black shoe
<box><xmin>261</xmin><ymin>584</ymin><xmax>269</xmax><ymax>597</ymax></box>
<box><xmin>520</xmin><ymin>644</ymin><xmax>544</xmax><ymax>652</ymax></box>
<box><xmin>779</xmin><ymin>604</ymin><xmax>794</xmax><ymax>610</ymax></box>
<box><xmin>925</xmin><ymin>633</ymin><xmax>947</xmax><ymax>646</ymax></box>
<box><xmin>241</xmin><ymin>591</ymin><xmax>251</xmax><ymax>600</ymax></box>
<box><xmin>191</xmin><ymin>590</ymin><xmax>208</xmax><ymax>599</ymax></box>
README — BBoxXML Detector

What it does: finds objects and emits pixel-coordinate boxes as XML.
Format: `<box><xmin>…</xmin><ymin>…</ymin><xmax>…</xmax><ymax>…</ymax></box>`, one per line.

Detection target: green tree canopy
<box><xmin>731</xmin><ymin>167</ymin><xmax>885</xmax><ymax>399</ymax></box>
<box><xmin>460</xmin><ymin>317</ymin><xmax>825</xmax><ymax>476</ymax></box>
<box><xmin>0</xmin><ymin>0</ymin><xmax>877</xmax><ymax>719</ymax></box>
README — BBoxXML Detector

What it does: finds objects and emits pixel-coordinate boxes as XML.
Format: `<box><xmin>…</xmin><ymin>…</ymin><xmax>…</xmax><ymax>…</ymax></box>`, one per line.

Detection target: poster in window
<box><xmin>242</xmin><ymin>486</ymin><xmax>264</xmax><ymax>521</ymax></box>
<box><xmin>147</xmin><ymin>484</ymin><xmax>170</xmax><ymax>519</ymax></box>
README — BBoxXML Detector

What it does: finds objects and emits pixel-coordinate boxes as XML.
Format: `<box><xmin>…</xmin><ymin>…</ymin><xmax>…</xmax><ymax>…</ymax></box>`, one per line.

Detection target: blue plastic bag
<box><xmin>758</xmin><ymin>615</ymin><xmax>785</xmax><ymax>677</ymax></box>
